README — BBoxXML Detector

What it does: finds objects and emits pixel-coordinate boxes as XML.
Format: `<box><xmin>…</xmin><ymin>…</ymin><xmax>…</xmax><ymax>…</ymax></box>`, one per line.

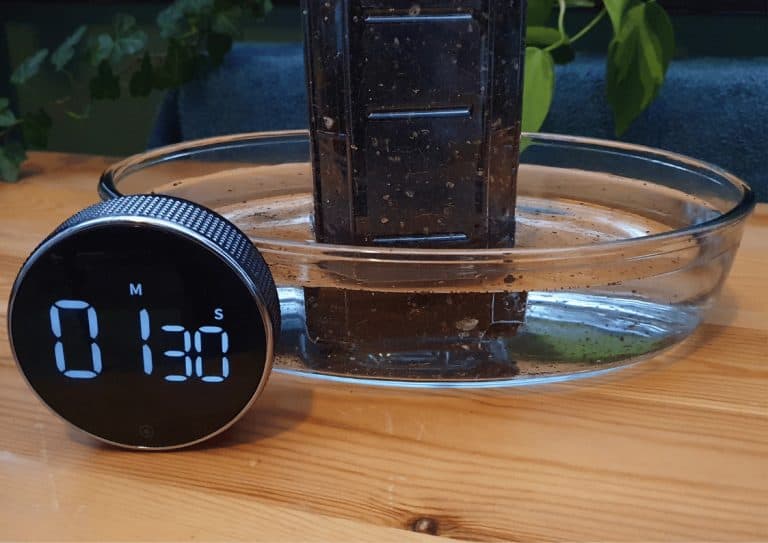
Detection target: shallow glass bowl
<box><xmin>99</xmin><ymin>131</ymin><xmax>755</xmax><ymax>387</ymax></box>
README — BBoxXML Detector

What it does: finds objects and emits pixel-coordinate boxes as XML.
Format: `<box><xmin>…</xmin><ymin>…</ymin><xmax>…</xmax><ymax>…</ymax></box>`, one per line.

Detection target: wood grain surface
<box><xmin>1</xmin><ymin>152</ymin><xmax>766</xmax><ymax>542</ymax></box>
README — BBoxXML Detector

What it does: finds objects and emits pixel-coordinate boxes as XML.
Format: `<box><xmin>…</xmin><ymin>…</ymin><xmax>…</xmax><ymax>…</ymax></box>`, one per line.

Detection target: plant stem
<box><xmin>545</xmin><ymin>5</ymin><xmax>608</xmax><ymax>51</ymax></box>
<box><xmin>545</xmin><ymin>0</ymin><xmax>569</xmax><ymax>51</ymax></box>
<box><xmin>557</xmin><ymin>0</ymin><xmax>567</xmax><ymax>39</ymax></box>
<box><xmin>569</xmin><ymin>8</ymin><xmax>607</xmax><ymax>44</ymax></box>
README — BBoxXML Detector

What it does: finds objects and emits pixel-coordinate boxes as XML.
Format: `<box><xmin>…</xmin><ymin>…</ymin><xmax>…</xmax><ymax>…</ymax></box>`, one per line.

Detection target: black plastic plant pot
<box><xmin>301</xmin><ymin>0</ymin><xmax>528</xmax><ymax>376</ymax></box>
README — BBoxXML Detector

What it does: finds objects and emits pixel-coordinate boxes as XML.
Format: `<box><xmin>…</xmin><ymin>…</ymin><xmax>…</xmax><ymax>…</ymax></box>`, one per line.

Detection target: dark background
<box><xmin>0</xmin><ymin>1</ymin><xmax>766</xmax><ymax>155</ymax></box>
<box><xmin>1</xmin><ymin>0</ymin><xmax>766</xmax><ymax>10</ymax></box>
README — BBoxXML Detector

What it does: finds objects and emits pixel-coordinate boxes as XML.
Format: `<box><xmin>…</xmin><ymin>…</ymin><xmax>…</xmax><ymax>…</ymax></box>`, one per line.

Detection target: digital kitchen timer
<box><xmin>7</xmin><ymin>195</ymin><xmax>280</xmax><ymax>450</ymax></box>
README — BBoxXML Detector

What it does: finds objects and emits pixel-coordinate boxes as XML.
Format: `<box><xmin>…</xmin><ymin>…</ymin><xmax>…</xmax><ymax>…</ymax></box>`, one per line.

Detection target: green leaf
<box><xmin>178</xmin><ymin>0</ymin><xmax>215</xmax><ymax>13</ymax></box>
<box><xmin>51</xmin><ymin>25</ymin><xmax>87</xmax><ymax>71</ymax></box>
<box><xmin>157</xmin><ymin>0</ymin><xmax>214</xmax><ymax>38</ymax></box>
<box><xmin>113</xmin><ymin>13</ymin><xmax>137</xmax><ymax>35</ymax></box>
<box><xmin>11</xmin><ymin>49</ymin><xmax>49</xmax><ymax>85</ymax></box>
<box><xmin>526</xmin><ymin>26</ymin><xmax>562</xmax><ymax>48</ymax></box>
<box><xmin>0</xmin><ymin>107</ymin><xmax>17</xmax><ymax>128</ymax></box>
<box><xmin>22</xmin><ymin>108</ymin><xmax>52</xmax><ymax>148</ymax></box>
<box><xmin>86</xmin><ymin>15</ymin><xmax>147</xmax><ymax>68</ymax></box>
<box><xmin>606</xmin><ymin>0</ymin><xmax>674</xmax><ymax>135</ymax></box>
<box><xmin>603</xmin><ymin>0</ymin><xmax>638</xmax><ymax>33</ymax></box>
<box><xmin>645</xmin><ymin>0</ymin><xmax>675</xmax><ymax>65</ymax></box>
<box><xmin>111</xmin><ymin>29</ymin><xmax>148</xmax><ymax>64</ymax></box>
<box><xmin>212</xmin><ymin>6</ymin><xmax>243</xmax><ymax>36</ymax></box>
<box><xmin>206</xmin><ymin>32</ymin><xmax>233</xmax><ymax>65</ymax></box>
<box><xmin>522</xmin><ymin>47</ymin><xmax>555</xmax><ymax>133</ymax></box>
<box><xmin>0</xmin><ymin>142</ymin><xmax>27</xmax><ymax>182</ymax></box>
<box><xmin>565</xmin><ymin>0</ymin><xmax>595</xmax><ymax>6</ymax></box>
<box><xmin>89</xmin><ymin>60</ymin><xmax>121</xmax><ymax>100</ymax></box>
<box><xmin>0</xmin><ymin>98</ymin><xmax>17</xmax><ymax>128</ymax></box>
<box><xmin>157</xmin><ymin>5</ymin><xmax>184</xmax><ymax>39</ymax></box>
<box><xmin>527</xmin><ymin>0</ymin><xmax>553</xmax><ymax>26</ymax></box>
<box><xmin>129</xmin><ymin>53</ymin><xmax>154</xmax><ymax>97</ymax></box>
<box><xmin>90</xmin><ymin>34</ymin><xmax>114</xmax><ymax>67</ymax></box>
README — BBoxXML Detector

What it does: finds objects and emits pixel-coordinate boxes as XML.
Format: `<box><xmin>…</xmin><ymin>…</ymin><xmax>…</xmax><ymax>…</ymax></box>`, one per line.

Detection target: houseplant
<box><xmin>0</xmin><ymin>0</ymin><xmax>673</xmax><ymax>182</ymax></box>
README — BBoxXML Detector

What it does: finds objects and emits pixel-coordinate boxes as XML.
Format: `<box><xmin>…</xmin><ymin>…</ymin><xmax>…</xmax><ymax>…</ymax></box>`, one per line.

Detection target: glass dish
<box><xmin>99</xmin><ymin>130</ymin><xmax>755</xmax><ymax>387</ymax></box>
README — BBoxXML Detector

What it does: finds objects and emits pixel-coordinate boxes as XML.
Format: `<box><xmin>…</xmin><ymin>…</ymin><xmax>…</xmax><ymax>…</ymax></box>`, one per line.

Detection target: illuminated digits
<box><xmin>49</xmin><ymin>300</ymin><xmax>102</xmax><ymax>379</ymax></box>
<box><xmin>139</xmin><ymin>309</ymin><xmax>152</xmax><ymax>375</ymax></box>
<box><xmin>161</xmin><ymin>325</ymin><xmax>193</xmax><ymax>382</ymax></box>
<box><xmin>48</xmin><ymin>303</ymin><xmax>230</xmax><ymax>383</ymax></box>
<box><xmin>193</xmin><ymin>326</ymin><xmax>230</xmax><ymax>383</ymax></box>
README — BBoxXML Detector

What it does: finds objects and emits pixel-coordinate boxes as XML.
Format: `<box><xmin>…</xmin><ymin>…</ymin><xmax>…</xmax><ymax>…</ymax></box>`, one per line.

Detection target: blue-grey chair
<box><xmin>149</xmin><ymin>42</ymin><xmax>768</xmax><ymax>201</ymax></box>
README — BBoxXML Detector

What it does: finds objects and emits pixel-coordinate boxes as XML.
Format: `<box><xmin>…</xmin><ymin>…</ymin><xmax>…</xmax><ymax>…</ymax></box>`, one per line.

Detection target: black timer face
<box><xmin>8</xmin><ymin>196</ymin><xmax>280</xmax><ymax>449</ymax></box>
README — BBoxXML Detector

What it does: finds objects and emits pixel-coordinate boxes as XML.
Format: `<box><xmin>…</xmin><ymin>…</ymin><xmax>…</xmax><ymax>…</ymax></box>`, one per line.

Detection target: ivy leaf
<box><xmin>51</xmin><ymin>25</ymin><xmax>87</xmax><ymax>71</ymax></box>
<box><xmin>157</xmin><ymin>5</ymin><xmax>184</xmax><ymax>39</ymax></box>
<box><xmin>11</xmin><ymin>49</ymin><xmax>49</xmax><ymax>85</ymax></box>
<box><xmin>113</xmin><ymin>13</ymin><xmax>137</xmax><ymax>35</ymax></box>
<box><xmin>178</xmin><ymin>0</ymin><xmax>214</xmax><ymax>12</ymax></box>
<box><xmin>603</xmin><ymin>0</ymin><xmax>639</xmax><ymax>34</ymax></box>
<box><xmin>0</xmin><ymin>142</ymin><xmax>27</xmax><ymax>182</ymax></box>
<box><xmin>111</xmin><ymin>29</ymin><xmax>148</xmax><ymax>64</ymax></box>
<box><xmin>212</xmin><ymin>6</ymin><xmax>243</xmax><ymax>36</ymax></box>
<box><xmin>129</xmin><ymin>53</ymin><xmax>154</xmax><ymax>97</ymax></box>
<box><xmin>647</xmin><ymin>1</ymin><xmax>675</xmax><ymax>64</ymax></box>
<box><xmin>527</xmin><ymin>0</ymin><xmax>553</xmax><ymax>26</ymax></box>
<box><xmin>111</xmin><ymin>14</ymin><xmax>147</xmax><ymax>64</ymax></box>
<box><xmin>22</xmin><ymin>108</ymin><xmax>52</xmax><ymax>148</ymax></box>
<box><xmin>0</xmin><ymin>99</ymin><xmax>17</xmax><ymax>128</ymax></box>
<box><xmin>526</xmin><ymin>26</ymin><xmax>562</xmax><ymax>48</ymax></box>
<box><xmin>89</xmin><ymin>15</ymin><xmax>146</xmax><ymax>67</ymax></box>
<box><xmin>606</xmin><ymin>0</ymin><xmax>674</xmax><ymax>135</ymax></box>
<box><xmin>207</xmin><ymin>32</ymin><xmax>233</xmax><ymax>65</ymax></box>
<box><xmin>90</xmin><ymin>34</ymin><xmax>114</xmax><ymax>66</ymax></box>
<box><xmin>157</xmin><ymin>0</ymin><xmax>214</xmax><ymax>38</ymax></box>
<box><xmin>89</xmin><ymin>60</ymin><xmax>121</xmax><ymax>100</ymax></box>
<box><xmin>0</xmin><ymin>109</ymin><xmax>16</xmax><ymax>128</ymax></box>
<box><xmin>522</xmin><ymin>47</ymin><xmax>555</xmax><ymax>133</ymax></box>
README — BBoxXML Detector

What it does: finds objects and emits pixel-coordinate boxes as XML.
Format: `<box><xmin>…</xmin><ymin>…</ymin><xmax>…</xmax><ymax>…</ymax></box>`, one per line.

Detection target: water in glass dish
<box><xmin>157</xmin><ymin>163</ymin><xmax>728</xmax><ymax>385</ymax></box>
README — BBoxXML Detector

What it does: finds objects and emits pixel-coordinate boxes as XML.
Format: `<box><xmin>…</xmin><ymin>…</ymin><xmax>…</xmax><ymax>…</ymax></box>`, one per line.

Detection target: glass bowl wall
<box><xmin>100</xmin><ymin>131</ymin><xmax>755</xmax><ymax>387</ymax></box>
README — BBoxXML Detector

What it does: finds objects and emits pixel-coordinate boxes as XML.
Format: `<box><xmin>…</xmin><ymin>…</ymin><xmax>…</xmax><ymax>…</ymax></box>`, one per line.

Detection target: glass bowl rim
<box><xmin>98</xmin><ymin>130</ymin><xmax>756</xmax><ymax>261</ymax></box>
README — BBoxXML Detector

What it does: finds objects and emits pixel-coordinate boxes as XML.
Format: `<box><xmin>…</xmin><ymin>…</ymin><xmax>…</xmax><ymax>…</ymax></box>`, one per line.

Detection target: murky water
<box><xmin>269</xmin><ymin>287</ymin><xmax>700</xmax><ymax>385</ymax></box>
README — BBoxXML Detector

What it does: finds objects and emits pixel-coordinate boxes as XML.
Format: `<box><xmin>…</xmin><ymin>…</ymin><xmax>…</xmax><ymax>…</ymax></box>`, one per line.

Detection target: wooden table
<box><xmin>1</xmin><ymin>152</ymin><xmax>766</xmax><ymax>542</ymax></box>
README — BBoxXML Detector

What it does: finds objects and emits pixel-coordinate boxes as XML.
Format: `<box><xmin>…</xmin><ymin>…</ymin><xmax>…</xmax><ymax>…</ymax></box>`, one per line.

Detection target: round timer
<box><xmin>8</xmin><ymin>195</ymin><xmax>280</xmax><ymax>449</ymax></box>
